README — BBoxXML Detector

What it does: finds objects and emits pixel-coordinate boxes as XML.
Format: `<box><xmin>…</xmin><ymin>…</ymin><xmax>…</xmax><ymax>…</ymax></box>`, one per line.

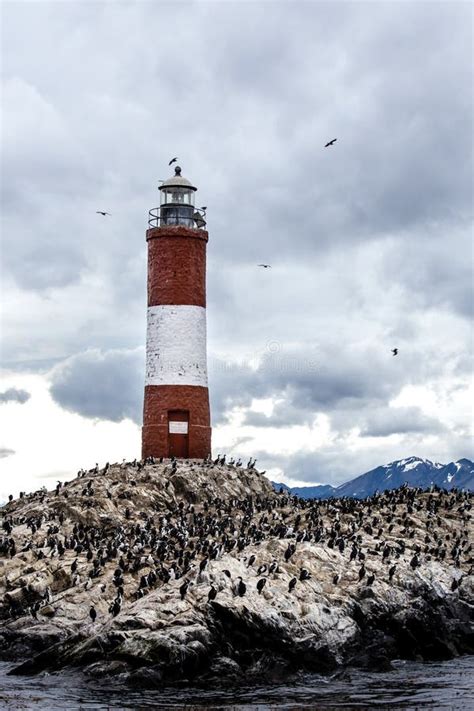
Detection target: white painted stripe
<box><xmin>145</xmin><ymin>305</ymin><xmax>208</xmax><ymax>386</ymax></box>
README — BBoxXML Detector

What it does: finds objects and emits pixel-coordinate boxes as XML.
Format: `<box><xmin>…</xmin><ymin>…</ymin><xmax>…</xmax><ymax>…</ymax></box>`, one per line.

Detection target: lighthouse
<box><xmin>142</xmin><ymin>167</ymin><xmax>211</xmax><ymax>459</ymax></box>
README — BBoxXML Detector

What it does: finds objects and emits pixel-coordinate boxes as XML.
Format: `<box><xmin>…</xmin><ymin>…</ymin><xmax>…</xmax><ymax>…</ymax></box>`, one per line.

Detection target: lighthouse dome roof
<box><xmin>160</xmin><ymin>167</ymin><xmax>197</xmax><ymax>191</ymax></box>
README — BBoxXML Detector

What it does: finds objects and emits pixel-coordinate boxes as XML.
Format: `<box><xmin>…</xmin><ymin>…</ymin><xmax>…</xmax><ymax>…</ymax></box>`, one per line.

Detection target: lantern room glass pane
<box><xmin>160</xmin><ymin>204</ymin><xmax>194</xmax><ymax>227</ymax></box>
<box><xmin>160</xmin><ymin>187</ymin><xmax>195</xmax><ymax>207</ymax></box>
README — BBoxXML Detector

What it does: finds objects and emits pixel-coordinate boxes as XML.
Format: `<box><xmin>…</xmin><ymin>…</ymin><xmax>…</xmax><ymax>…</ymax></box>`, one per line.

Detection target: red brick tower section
<box><xmin>142</xmin><ymin>168</ymin><xmax>211</xmax><ymax>459</ymax></box>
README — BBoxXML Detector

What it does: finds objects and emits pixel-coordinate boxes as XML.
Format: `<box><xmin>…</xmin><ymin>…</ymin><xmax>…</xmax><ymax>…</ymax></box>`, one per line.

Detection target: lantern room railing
<box><xmin>148</xmin><ymin>206</ymin><xmax>207</xmax><ymax>229</ymax></box>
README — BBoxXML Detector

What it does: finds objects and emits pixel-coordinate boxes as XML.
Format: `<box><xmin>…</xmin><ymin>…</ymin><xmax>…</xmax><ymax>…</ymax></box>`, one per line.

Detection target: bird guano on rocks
<box><xmin>1</xmin><ymin>458</ymin><xmax>472</xmax><ymax>678</ymax></box>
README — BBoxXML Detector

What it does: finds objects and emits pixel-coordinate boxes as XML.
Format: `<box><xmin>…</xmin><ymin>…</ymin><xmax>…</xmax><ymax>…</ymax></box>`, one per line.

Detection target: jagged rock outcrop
<box><xmin>1</xmin><ymin>459</ymin><xmax>473</xmax><ymax>685</ymax></box>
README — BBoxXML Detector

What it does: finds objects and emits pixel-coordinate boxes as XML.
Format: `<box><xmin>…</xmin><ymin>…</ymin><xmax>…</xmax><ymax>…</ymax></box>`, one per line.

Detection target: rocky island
<box><xmin>1</xmin><ymin>459</ymin><xmax>473</xmax><ymax>686</ymax></box>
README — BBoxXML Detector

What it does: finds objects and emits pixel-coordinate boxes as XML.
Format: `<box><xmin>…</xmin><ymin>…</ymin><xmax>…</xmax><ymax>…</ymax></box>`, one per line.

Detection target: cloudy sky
<box><xmin>1</xmin><ymin>1</ymin><xmax>472</xmax><ymax>500</ymax></box>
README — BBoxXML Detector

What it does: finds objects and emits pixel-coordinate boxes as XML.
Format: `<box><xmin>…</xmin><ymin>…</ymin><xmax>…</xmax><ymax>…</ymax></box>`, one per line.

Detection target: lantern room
<box><xmin>158</xmin><ymin>166</ymin><xmax>196</xmax><ymax>227</ymax></box>
<box><xmin>148</xmin><ymin>166</ymin><xmax>206</xmax><ymax>230</ymax></box>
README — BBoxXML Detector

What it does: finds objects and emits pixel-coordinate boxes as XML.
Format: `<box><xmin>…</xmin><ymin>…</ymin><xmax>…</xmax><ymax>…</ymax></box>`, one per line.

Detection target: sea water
<box><xmin>0</xmin><ymin>656</ymin><xmax>473</xmax><ymax>709</ymax></box>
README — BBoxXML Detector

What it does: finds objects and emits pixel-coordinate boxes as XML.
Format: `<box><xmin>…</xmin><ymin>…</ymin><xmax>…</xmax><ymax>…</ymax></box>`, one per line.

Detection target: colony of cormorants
<box><xmin>0</xmin><ymin>457</ymin><xmax>472</xmax><ymax>677</ymax></box>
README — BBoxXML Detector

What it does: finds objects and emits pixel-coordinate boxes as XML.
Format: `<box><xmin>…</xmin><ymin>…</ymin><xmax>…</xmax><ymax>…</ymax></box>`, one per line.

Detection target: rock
<box><xmin>1</xmin><ymin>460</ymin><xmax>473</xmax><ymax>685</ymax></box>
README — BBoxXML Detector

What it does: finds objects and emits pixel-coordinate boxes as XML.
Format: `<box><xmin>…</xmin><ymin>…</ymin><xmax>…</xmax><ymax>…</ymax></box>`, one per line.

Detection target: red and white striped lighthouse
<box><xmin>142</xmin><ymin>167</ymin><xmax>211</xmax><ymax>459</ymax></box>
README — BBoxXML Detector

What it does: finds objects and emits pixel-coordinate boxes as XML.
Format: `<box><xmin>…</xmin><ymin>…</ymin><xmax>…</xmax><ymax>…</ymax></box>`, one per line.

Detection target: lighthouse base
<box><xmin>141</xmin><ymin>424</ymin><xmax>211</xmax><ymax>460</ymax></box>
<box><xmin>142</xmin><ymin>385</ymin><xmax>211</xmax><ymax>460</ymax></box>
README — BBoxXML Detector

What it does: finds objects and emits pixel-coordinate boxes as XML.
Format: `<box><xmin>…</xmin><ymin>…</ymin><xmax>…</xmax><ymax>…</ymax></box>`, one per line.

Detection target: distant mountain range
<box><xmin>273</xmin><ymin>456</ymin><xmax>474</xmax><ymax>499</ymax></box>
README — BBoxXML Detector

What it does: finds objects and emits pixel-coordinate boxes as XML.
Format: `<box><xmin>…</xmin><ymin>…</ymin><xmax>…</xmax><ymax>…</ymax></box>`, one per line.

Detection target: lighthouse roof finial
<box><xmin>160</xmin><ymin>166</ymin><xmax>197</xmax><ymax>191</ymax></box>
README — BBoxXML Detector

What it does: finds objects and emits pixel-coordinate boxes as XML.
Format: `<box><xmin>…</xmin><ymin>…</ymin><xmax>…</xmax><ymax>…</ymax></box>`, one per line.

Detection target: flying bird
<box><xmin>169</xmin><ymin>157</ymin><xmax>178</xmax><ymax>166</ymax></box>
<box><xmin>392</xmin><ymin>348</ymin><xmax>398</xmax><ymax>356</ymax></box>
<box><xmin>258</xmin><ymin>264</ymin><xmax>271</xmax><ymax>269</ymax></box>
<box><xmin>324</xmin><ymin>138</ymin><xmax>337</xmax><ymax>147</ymax></box>
<box><xmin>96</xmin><ymin>211</ymin><xmax>111</xmax><ymax>216</ymax></box>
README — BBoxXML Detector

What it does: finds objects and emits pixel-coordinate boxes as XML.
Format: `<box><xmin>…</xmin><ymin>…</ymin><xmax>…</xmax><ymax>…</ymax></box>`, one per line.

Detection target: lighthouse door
<box><xmin>168</xmin><ymin>410</ymin><xmax>189</xmax><ymax>458</ymax></box>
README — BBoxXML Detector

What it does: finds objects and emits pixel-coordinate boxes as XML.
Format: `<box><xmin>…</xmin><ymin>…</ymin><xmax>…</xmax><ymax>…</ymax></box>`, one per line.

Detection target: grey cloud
<box><xmin>244</xmin><ymin>401</ymin><xmax>314</xmax><ymax>429</ymax></box>
<box><xmin>49</xmin><ymin>348</ymin><xmax>144</xmax><ymax>423</ymax></box>
<box><xmin>1</xmin><ymin>2</ymin><xmax>472</xmax><ymax>482</ymax></box>
<box><xmin>0</xmin><ymin>388</ymin><xmax>31</xmax><ymax>404</ymax></box>
<box><xmin>208</xmin><ymin>349</ymin><xmax>282</xmax><ymax>424</ymax></box>
<box><xmin>2</xmin><ymin>2</ymin><xmax>471</xmax><ymax>298</ymax></box>
<box><xmin>0</xmin><ymin>356</ymin><xmax>65</xmax><ymax>373</ymax></box>
<box><xmin>211</xmin><ymin>340</ymin><xmax>444</xmax><ymax>425</ymax></box>
<box><xmin>253</xmin><ymin>449</ymin><xmax>357</xmax><ymax>487</ymax></box>
<box><xmin>4</xmin><ymin>238</ymin><xmax>87</xmax><ymax>291</ymax></box>
<box><xmin>44</xmin><ymin>341</ymin><xmax>446</xmax><ymax>440</ymax></box>
<box><xmin>0</xmin><ymin>448</ymin><xmax>15</xmax><ymax>458</ymax></box>
<box><xmin>380</xmin><ymin>227</ymin><xmax>473</xmax><ymax>320</ymax></box>
<box><xmin>211</xmin><ymin>340</ymin><xmax>451</xmax><ymax>451</ymax></box>
<box><xmin>208</xmin><ymin>351</ymin><xmax>318</xmax><ymax>426</ymax></box>
<box><xmin>358</xmin><ymin>406</ymin><xmax>445</xmax><ymax>438</ymax></box>
<box><xmin>224</xmin><ymin>436</ymin><xmax>255</xmax><ymax>456</ymax></box>
<box><xmin>244</xmin><ymin>400</ymin><xmax>445</xmax><ymax>440</ymax></box>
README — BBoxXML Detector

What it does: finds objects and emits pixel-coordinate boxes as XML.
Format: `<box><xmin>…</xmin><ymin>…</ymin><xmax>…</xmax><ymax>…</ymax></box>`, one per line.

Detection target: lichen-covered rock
<box><xmin>1</xmin><ymin>459</ymin><xmax>473</xmax><ymax>685</ymax></box>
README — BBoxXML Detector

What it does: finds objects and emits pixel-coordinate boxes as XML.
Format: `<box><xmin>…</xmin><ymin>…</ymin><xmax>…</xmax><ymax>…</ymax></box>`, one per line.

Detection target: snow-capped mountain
<box><xmin>432</xmin><ymin>458</ymin><xmax>474</xmax><ymax>491</ymax></box>
<box><xmin>273</xmin><ymin>456</ymin><xmax>474</xmax><ymax>499</ymax></box>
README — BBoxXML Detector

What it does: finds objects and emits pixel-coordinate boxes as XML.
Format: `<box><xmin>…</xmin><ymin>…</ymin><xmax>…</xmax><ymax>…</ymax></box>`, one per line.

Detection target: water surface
<box><xmin>1</xmin><ymin>656</ymin><xmax>473</xmax><ymax>709</ymax></box>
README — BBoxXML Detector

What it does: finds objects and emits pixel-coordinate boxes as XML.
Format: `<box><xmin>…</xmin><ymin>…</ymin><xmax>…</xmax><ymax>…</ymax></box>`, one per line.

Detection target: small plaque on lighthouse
<box><xmin>169</xmin><ymin>421</ymin><xmax>189</xmax><ymax>434</ymax></box>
